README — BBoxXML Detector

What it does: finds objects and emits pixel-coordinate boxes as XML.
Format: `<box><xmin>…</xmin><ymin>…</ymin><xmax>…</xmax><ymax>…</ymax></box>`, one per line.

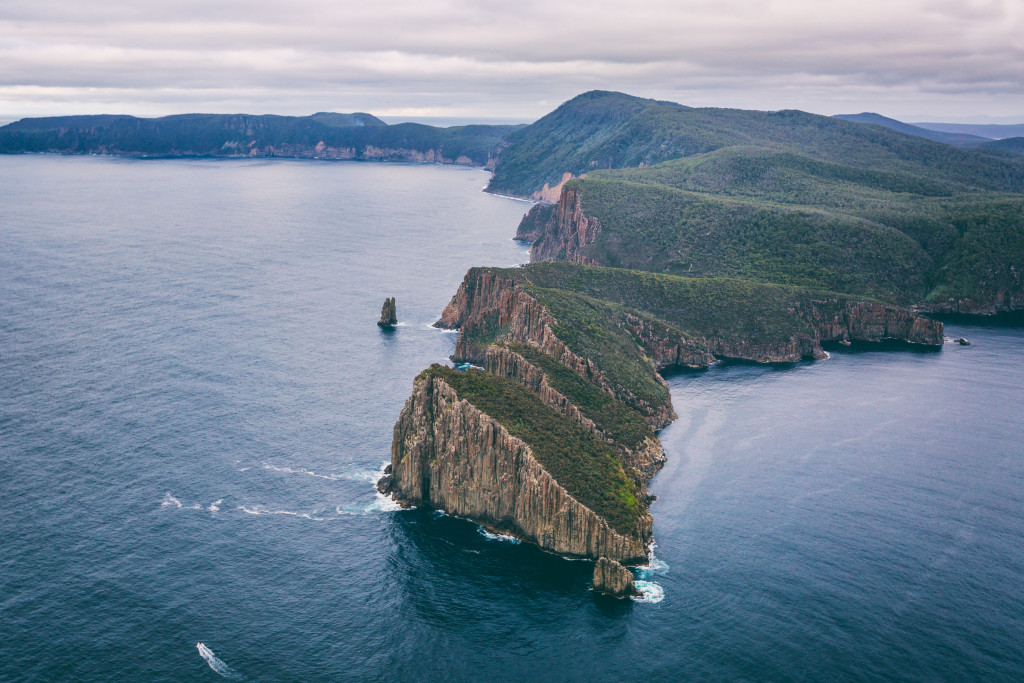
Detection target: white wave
<box><xmin>238</xmin><ymin>505</ymin><xmax>326</xmax><ymax>521</ymax></box>
<box><xmin>208</xmin><ymin>499</ymin><xmax>222</xmax><ymax>512</ymax></box>
<box><xmin>261</xmin><ymin>462</ymin><xmax>387</xmax><ymax>483</ymax></box>
<box><xmin>478</xmin><ymin>528</ymin><xmax>521</xmax><ymax>544</ymax></box>
<box><xmin>196</xmin><ymin>642</ymin><xmax>241</xmax><ymax>679</ymax></box>
<box><xmin>162</xmin><ymin>493</ymin><xmax>201</xmax><ymax>510</ymax></box>
<box><xmin>635</xmin><ymin>543</ymin><xmax>670</xmax><ymax>580</ymax></box>
<box><xmin>335</xmin><ymin>490</ymin><xmax>405</xmax><ymax>515</ymax></box>
<box><xmin>632</xmin><ymin>580</ymin><xmax>665</xmax><ymax>604</ymax></box>
<box><xmin>237</xmin><ymin>467</ymin><xmax>251</xmax><ymax>472</ymax></box>
<box><xmin>367</xmin><ymin>490</ymin><xmax>403</xmax><ymax>512</ymax></box>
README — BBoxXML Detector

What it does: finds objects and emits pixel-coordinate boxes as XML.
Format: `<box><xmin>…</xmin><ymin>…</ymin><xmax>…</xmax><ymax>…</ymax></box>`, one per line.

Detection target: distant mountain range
<box><xmin>912</xmin><ymin>121</ymin><xmax>1024</xmax><ymax>140</ymax></box>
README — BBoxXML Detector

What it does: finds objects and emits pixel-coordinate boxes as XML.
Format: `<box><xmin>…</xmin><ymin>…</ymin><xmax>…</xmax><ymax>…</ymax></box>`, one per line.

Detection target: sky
<box><xmin>1</xmin><ymin>0</ymin><xmax>1022</xmax><ymax>123</ymax></box>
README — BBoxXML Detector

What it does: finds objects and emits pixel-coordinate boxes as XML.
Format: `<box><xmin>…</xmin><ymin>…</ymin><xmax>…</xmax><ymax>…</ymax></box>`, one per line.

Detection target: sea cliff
<box><xmin>380</xmin><ymin>261</ymin><xmax>943</xmax><ymax>563</ymax></box>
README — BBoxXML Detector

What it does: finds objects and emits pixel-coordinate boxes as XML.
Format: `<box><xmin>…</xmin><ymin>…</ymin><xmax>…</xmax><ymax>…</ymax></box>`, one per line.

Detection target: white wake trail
<box><xmin>196</xmin><ymin>642</ymin><xmax>242</xmax><ymax>679</ymax></box>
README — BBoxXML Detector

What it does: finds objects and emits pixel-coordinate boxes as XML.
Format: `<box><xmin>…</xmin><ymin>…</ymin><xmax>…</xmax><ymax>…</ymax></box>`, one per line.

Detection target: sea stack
<box><xmin>592</xmin><ymin>557</ymin><xmax>640</xmax><ymax>597</ymax></box>
<box><xmin>378</xmin><ymin>297</ymin><xmax>397</xmax><ymax>327</ymax></box>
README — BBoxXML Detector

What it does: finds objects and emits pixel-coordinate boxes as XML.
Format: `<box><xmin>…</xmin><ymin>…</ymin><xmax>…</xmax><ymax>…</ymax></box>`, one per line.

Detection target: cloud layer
<box><xmin>1</xmin><ymin>0</ymin><xmax>1022</xmax><ymax>120</ymax></box>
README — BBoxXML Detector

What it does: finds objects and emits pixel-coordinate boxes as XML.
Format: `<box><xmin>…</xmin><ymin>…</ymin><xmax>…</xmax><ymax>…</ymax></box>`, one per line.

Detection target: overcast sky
<box><xmin>1</xmin><ymin>0</ymin><xmax>1022</xmax><ymax>122</ymax></box>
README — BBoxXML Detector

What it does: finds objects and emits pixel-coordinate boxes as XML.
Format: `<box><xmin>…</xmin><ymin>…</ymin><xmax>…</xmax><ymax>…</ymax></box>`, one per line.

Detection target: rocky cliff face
<box><xmin>382</xmin><ymin>373</ymin><xmax>650</xmax><ymax>563</ymax></box>
<box><xmin>515</xmin><ymin>204</ymin><xmax>554</xmax><ymax>242</ymax></box>
<box><xmin>529</xmin><ymin>187</ymin><xmax>602</xmax><ymax>264</ymax></box>
<box><xmin>592</xmin><ymin>557</ymin><xmax>640</xmax><ymax>597</ymax></box>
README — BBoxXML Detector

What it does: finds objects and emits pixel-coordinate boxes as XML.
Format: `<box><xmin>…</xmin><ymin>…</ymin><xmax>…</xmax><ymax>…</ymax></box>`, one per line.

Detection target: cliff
<box><xmin>527</xmin><ymin>187</ymin><xmax>602</xmax><ymax>264</ymax></box>
<box><xmin>381</xmin><ymin>369</ymin><xmax>650</xmax><ymax>563</ymax></box>
<box><xmin>514</xmin><ymin>203</ymin><xmax>554</xmax><ymax>242</ymax></box>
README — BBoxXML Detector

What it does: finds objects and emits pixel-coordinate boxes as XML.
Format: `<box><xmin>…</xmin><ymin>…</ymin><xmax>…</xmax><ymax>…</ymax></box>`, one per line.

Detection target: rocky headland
<box><xmin>379</xmin><ymin>259</ymin><xmax>943</xmax><ymax>568</ymax></box>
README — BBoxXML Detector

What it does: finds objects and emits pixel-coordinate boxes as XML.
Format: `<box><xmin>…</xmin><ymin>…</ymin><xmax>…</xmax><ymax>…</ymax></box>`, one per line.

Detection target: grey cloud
<box><xmin>1</xmin><ymin>0</ymin><xmax>1022</xmax><ymax>120</ymax></box>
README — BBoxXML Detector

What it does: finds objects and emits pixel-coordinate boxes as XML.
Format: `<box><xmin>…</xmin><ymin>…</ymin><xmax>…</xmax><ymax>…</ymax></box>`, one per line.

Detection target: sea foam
<box><xmin>633</xmin><ymin>580</ymin><xmax>665</xmax><ymax>604</ymax></box>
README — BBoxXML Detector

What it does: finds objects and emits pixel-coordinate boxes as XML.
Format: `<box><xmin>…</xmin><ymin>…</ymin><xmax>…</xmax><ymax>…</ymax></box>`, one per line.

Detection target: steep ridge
<box><xmin>487</xmin><ymin>90</ymin><xmax>1024</xmax><ymax>199</ymax></box>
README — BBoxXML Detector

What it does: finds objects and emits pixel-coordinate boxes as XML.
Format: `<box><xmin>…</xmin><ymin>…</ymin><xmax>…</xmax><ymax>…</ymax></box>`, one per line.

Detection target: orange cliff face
<box><xmin>532</xmin><ymin>172</ymin><xmax>584</xmax><ymax>203</ymax></box>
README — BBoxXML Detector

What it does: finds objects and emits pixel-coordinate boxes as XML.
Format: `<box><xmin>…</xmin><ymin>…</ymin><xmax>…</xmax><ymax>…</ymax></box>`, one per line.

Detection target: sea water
<box><xmin>1</xmin><ymin>156</ymin><xmax>1021</xmax><ymax>681</ymax></box>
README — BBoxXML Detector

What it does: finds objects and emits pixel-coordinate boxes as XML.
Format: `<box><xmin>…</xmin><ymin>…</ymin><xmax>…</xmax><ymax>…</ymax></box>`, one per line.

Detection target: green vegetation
<box><xmin>491</xmin><ymin>91</ymin><xmax>1023</xmax><ymax>310</ymax></box>
<box><xmin>488</xmin><ymin>90</ymin><xmax>1024</xmax><ymax>198</ymax></box>
<box><xmin>516</xmin><ymin>261</ymin><xmax>839</xmax><ymax>344</ymax></box>
<box><xmin>981</xmin><ymin>138</ymin><xmax>1024</xmax><ymax>156</ymax></box>
<box><xmin>0</xmin><ymin>113</ymin><xmax>523</xmax><ymax>165</ymax></box>
<box><xmin>505</xmin><ymin>343</ymin><xmax>655</xmax><ymax>452</ymax></box>
<box><xmin>564</xmin><ymin>176</ymin><xmax>932</xmax><ymax>302</ymax></box>
<box><xmin>422</xmin><ymin>364</ymin><xmax>643</xmax><ymax>535</ymax></box>
<box><xmin>522</xmin><ymin>286</ymin><xmax>670</xmax><ymax>415</ymax></box>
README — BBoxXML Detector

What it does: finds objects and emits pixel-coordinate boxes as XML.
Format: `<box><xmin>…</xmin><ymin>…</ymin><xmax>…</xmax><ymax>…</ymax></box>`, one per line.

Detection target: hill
<box><xmin>913</xmin><ymin>121</ymin><xmax>1024</xmax><ymax>140</ymax></box>
<box><xmin>832</xmin><ymin>112</ymin><xmax>991</xmax><ymax>146</ymax></box>
<box><xmin>0</xmin><ymin>112</ymin><xmax>522</xmax><ymax>166</ymax></box>
<box><xmin>980</xmin><ymin>137</ymin><xmax>1024</xmax><ymax>156</ymax></box>
<box><xmin>498</xmin><ymin>92</ymin><xmax>1024</xmax><ymax>313</ymax></box>
<box><xmin>486</xmin><ymin>91</ymin><xmax>1024</xmax><ymax>199</ymax></box>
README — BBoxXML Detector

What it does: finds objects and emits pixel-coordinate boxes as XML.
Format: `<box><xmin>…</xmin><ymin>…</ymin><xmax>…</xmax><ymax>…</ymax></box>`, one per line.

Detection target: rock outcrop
<box><xmin>592</xmin><ymin>557</ymin><xmax>640</xmax><ymax>597</ymax></box>
<box><xmin>381</xmin><ymin>373</ymin><xmax>650</xmax><ymax>563</ymax></box>
<box><xmin>378</xmin><ymin>297</ymin><xmax>397</xmax><ymax>327</ymax></box>
<box><xmin>529</xmin><ymin>187</ymin><xmax>602</xmax><ymax>264</ymax></box>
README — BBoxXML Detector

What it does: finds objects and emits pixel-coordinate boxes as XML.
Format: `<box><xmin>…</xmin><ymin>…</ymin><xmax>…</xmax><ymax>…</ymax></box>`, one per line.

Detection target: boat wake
<box><xmin>196</xmin><ymin>642</ymin><xmax>242</xmax><ymax>679</ymax></box>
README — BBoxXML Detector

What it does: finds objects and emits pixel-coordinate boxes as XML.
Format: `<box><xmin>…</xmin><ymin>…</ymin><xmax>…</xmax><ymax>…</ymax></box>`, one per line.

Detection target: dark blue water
<box><xmin>2</xmin><ymin>156</ymin><xmax>1022</xmax><ymax>682</ymax></box>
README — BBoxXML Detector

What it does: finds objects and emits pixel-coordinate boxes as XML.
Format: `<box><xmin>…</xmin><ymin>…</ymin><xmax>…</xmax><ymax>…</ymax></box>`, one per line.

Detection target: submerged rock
<box><xmin>378</xmin><ymin>297</ymin><xmax>397</xmax><ymax>327</ymax></box>
<box><xmin>592</xmin><ymin>557</ymin><xmax>640</xmax><ymax>597</ymax></box>
<box><xmin>956</xmin><ymin>337</ymin><xmax>971</xmax><ymax>346</ymax></box>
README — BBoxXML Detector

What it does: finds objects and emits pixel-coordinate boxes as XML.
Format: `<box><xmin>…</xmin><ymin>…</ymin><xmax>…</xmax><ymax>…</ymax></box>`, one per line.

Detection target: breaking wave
<box><xmin>161</xmin><ymin>493</ymin><xmax>201</xmax><ymax>510</ymax></box>
<box><xmin>478</xmin><ymin>528</ymin><xmax>521</xmax><ymax>543</ymax></box>
<box><xmin>633</xmin><ymin>580</ymin><xmax>665</xmax><ymax>604</ymax></box>
<box><xmin>635</xmin><ymin>543</ymin><xmax>669</xmax><ymax>580</ymax></box>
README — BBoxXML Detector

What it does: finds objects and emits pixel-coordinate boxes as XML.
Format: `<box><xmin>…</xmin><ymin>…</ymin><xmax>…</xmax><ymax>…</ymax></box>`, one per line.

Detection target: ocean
<box><xmin>1</xmin><ymin>156</ymin><xmax>1021</xmax><ymax>681</ymax></box>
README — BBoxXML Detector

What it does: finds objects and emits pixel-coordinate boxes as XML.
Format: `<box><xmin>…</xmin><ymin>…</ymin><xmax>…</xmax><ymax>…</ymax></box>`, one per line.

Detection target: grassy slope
<box><xmin>569</xmin><ymin>176</ymin><xmax>933</xmax><ymax>303</ymax></box>
<box><xmin>422</xmin><ymin>365</ymin><xmax>643</xmax><ymax>535</ymax></box>
<box><xmin>517</xmin><ymin>262</ymin><xmax>835</xmax><ymax>344</ymax></box>
<box><xmin>503</xmin><ymin>343</ymin><xmax>655</xmax><ymax>453</ymax></box>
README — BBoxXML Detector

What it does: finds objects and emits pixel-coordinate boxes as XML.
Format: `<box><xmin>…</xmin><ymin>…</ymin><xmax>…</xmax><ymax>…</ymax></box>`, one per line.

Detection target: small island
<box><xmin>378</xmin><ymin>297</ymin><xmax>398</xmax><ymax>327</ymax></box>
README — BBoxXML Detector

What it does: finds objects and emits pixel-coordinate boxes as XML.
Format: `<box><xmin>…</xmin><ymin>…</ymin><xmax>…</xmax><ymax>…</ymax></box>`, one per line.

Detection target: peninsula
<box><xmin>378</xmin><ymin>91</ymin><xmax>1024</xmax><ymax>581</ymax></box>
